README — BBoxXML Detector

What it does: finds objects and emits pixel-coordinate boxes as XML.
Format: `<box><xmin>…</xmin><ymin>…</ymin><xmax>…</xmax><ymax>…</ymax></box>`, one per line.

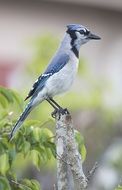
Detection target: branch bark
<box><xmin>56</xmin><ymin>113</ymin><xmax>71</xmax><ymax>190</ymax></box>
<box><xmin>55</xmin><ymin>112</ymin><xmax>87</xmax><ymax>190</ymax></box>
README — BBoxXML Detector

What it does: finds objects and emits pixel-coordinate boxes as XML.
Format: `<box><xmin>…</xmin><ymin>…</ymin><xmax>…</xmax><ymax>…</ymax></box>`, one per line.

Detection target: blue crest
<box><xmin>67</xmin><ymin>24</ymin><xmax>85</xmax><ymax>31</ymax></box>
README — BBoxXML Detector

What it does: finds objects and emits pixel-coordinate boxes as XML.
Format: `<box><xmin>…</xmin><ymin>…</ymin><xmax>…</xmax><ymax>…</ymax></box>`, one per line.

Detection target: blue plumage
<box><xmin>25</xmin><ymin>53</ymin><xmax>69</xmax><ymax>100</ymax></box>
<box><xmin>44</xmin><ymin>53</ymin><xmax>69</xmax><ymax>75</ymax></box>
<box><xmin>67</xmin><ymin>24</ymin><xmax>84</xmax><ymax>31</ymax></box>
<box><xmin>9</xmin><ymin>102</ymin><xmax>33</xmax><ymax>140</ymax></box>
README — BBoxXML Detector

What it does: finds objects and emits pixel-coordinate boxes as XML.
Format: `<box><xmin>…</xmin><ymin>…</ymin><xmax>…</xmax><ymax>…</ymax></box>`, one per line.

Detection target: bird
<box><xmin>9</xmin><ymin>24</ymin><xmax>101</xmax><ymax>140</ymax></box>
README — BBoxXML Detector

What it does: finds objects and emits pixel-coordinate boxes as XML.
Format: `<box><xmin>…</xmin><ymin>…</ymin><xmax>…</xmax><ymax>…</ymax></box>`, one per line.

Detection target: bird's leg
<box><xmin>49</xmin><ymin>98</ymin><xmax>69</xmax><ymax>116</ymax></box>
<box><xmin>46</xmin><ymin>98</ymin><xmax>59</xmax><ymax>118</ymax></box>
<box><xmin>46</xmin><ymin>97</ymin><xmax>69</xmax><ymax>118</ymax></box>
<box><xmin>46</xmin><ymin>98</ymin><xmax>58</xmax><ymax>110</ymax></box>
<box><xmin>49</xmin><ymin>98</ymin><xmax>62</xmax><ymax>109</ymax></box>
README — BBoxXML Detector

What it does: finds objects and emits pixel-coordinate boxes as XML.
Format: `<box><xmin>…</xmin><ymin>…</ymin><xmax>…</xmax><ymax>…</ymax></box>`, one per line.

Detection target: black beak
<box><xmin>88</xmin><ymin>32</ymin><xmax>101</xmax><ymax>40</ymax></box>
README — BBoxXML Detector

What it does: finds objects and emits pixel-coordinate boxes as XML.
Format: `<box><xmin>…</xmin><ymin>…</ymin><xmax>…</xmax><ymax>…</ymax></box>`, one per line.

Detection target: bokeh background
<box><xmin>0</xmin><ymin>0</ymin><xmax>122</xmax><ymax>189</ymax></box>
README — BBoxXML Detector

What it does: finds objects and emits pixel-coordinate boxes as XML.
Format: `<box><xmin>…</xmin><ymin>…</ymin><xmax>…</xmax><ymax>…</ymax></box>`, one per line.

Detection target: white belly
<box><xmin>45</xmin><ymin>58</ymin><xmax>79</xmax><ymax>97</ymax></box>
<box><xmin>32</xmin><ymin>54</ymin><xmax>79</xmax><ymax>106</ymax></box>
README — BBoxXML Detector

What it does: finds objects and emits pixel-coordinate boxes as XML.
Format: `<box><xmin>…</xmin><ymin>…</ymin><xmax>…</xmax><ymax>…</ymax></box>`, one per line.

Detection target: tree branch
<box><xmin>55</xmin><ymin>112</ymin><xmax>87</xmax><ymax>190</ymax></box>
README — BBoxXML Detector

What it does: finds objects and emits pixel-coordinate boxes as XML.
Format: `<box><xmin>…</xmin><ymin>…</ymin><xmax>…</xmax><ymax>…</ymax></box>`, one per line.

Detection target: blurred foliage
<box><xmin>26</xmin><ymin>34</ymin><xmax>58</xmax><ymax>76</ymax></box>
<box><xmin>74</xmin><ymin>130</ymin><xmax>86</xmax><ymax>162</ymax></box>
<box><xmin>115</xmin><ymin>185</ymin><xmax>122</xmax><ymax>190</ymax></box>
<box><xmin>0</xmin><ymin>87</ymin><xmax>86</xmax><ymax>190</ymax></box>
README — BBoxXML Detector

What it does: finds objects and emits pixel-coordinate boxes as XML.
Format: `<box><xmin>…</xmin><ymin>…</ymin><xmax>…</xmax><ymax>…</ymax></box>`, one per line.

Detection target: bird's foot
<box><xmin>51</xmin><ymin>109</ymin><xmax>59</xmax><ymax>118</ymax></box>
<box><xmin>51</xmin><ymin>108</ymin><xmax>69</xmax><ymax>119</ymax></box>
<box><xmin>60</xmin><ymin>108</ymin><xmax>69</xmax><ymax>115</ymax></box>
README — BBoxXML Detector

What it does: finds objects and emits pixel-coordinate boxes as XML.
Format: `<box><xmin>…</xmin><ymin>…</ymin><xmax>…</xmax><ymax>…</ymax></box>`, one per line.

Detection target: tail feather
<box><xmin>9</xmin><ymin>103</ymin><xmax>32</xmax><ymax>141</ymax></box>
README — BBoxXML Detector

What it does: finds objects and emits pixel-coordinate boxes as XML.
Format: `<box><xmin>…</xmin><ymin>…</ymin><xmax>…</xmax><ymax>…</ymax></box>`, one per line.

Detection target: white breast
<box><xmin>45</xmin><ymin>53</ymin><xmax>79</xmax><ymax>97</ymax></box>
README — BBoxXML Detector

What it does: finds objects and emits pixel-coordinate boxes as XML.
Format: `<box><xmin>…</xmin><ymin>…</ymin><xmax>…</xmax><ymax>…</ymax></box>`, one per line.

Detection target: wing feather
<box><xmin>25</xmin><ymin>53</ymin><xmax>69</xmax><ymax>100</ymax></box>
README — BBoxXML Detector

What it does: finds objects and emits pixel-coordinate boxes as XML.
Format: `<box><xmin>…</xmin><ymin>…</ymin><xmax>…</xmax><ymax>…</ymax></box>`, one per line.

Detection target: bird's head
<box><xmin>66</xmin><ymin>24</ymin><xmax>101</xmax><ymax>47</ymax></box>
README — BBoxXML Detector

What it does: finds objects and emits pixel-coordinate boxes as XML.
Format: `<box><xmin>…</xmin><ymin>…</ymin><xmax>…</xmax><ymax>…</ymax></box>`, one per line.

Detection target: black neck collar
<box><xmin>66</xmin><ymin>30</ymin><xmax>79</xmax><ymax>58</ymax></box>
<box><xmin>71</xmin><ymin>46</ymin><xmax>79</xmax><ymax>58</ymax></box>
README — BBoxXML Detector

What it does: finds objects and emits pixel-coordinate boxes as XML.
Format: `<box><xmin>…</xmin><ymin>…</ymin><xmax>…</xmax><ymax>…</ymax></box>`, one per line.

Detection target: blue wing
<box><xmin>25</xmin><ymin>53</ymin><xmax>69</xmax><ymax>100</ymax></box>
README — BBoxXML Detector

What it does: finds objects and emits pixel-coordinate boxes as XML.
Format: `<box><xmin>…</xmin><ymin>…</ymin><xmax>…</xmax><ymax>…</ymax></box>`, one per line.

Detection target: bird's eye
<box><xmin>79</xmin><ymin>30</ymin><xmax>85</xmax><ymax>35</ymax></box>
<box><xmin>80</xmin><ymin>29</ymin><xmax>90</xmax><ymax>35</ymax></box>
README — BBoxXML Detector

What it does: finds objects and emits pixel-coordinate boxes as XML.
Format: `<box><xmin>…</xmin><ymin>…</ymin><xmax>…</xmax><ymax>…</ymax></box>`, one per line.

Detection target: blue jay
<box><xmin>9</xmin><ymin>24</ymin><xmax>100</xmax><ymax>140</ymax></box>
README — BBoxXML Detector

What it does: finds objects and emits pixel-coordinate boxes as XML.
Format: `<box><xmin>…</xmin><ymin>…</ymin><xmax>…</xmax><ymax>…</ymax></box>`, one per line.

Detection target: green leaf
<box><xmin>45</xmin><ymin>148</ymin><xmax>52</xmax><ymax>160</ymax></box>
<box><xmin>11</xmin><ymin>90</ymin><xmax>24</xmax><ymax>111</ymax></box>
<box><xmin>22</xmin><ymin>179</ymin><xmax>40</xmax><ymax>190</ymax></box>
<box><xmin>74</xmin><ymin>130</ymin><xmax>87</xmax><ymax>162</ymax></box>
<box><xmin>30</xmin><ymin>179</ymin><xmax>40</xmax><ymax>190</ymax></box>
<box><xmin>80</xmin><ymin>144</ymin><xmax>87</xmax><ymax>162</ymax></box>
<box><xmin>0</xmin><ymin>139</ymin><xmax>9</xmax><ymax>153</ymax></box>
<box><xmin>32</xmin><ymin>145</ymin><xmax>48</xmax><ymax>162</ymax></box>
<box><xmin>0</xmin><ymin>120</ymin><xmax>8</xmax><ymax>130</ymax></box>
<box><xmin>0</xmin><ymin>153</ymin><xmax>10</xmax><ymax>175</ymax></box>
<box><xmin>45</xmin><ymin>142</ymin><xmax>56</xmax><ymax>158</ymax></box>
<box><xmin>0</xmin><ymin>94</ymin><xmax>8</xmax><ymax>108</ymax></box>
<box><xmin>12</xmin><ymin>153</ymin><xmax>26</xmax><ymax>170</ymax></box>
<box><xmin>29</xmin><ymin>150</ymin><xmax>41</xmax><ymax>170</ymax></box>
<box><xmin>0</xmin><ymin>111</ymin><xmax>8</xmax><ymax>120</ymax></box>
<box><xmin>22</xmin><ymin>141</ymin><xmax>30</xmax><ymax>155</ymax></box>
<box><xmin>8</xmin><ymin>144</ymin><xmax>16</xmax><ymax>165</ymax></box>
<box><xmin>16</xmin><ymin>136</ymin><xmax>25</xmax><ymax>152</ymax></box>
<box><xmin>30</xmin><ymin>127</ymin><xmax>53</xmax><ymax>144</ymax></box>
<box><xmin>75</xmin><ymin>130</ymin><xmax>84</xmax><ymax>145</ymax></box>
<box><xmin>32</xmin><ymin>128</ymin><xmax>42</xmax><ymax>141</ymax></box>
<box><xmin>22</xmin><ymin>179</ymin><xmax>32</xmax><ymax>187</ymax></box>
<box><xmin>39</xmin><ymin>128</ymin><xmax>53</xmax><ymax>143</ymax></box>
<box><xmin>0</xmin><ymin>176</ymin><xmax>11</xmax><ymax>190</ymax></box>
<box><xmin>38</xmin><ymin>147</ymin><xmax>48</xmax><ymax>162</ymax></box>
<box><xmin>0</xmin><ymin>87</ymin><xmax>14</xmax><ymax>104</ymax></box>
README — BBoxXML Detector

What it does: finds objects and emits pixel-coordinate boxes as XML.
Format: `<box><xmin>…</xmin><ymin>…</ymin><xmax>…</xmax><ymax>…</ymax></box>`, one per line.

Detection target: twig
<box><xmin>87</xmin><ymin>162</ymin><xmax>98</xmax><ymax>182</ymax></box>
<box><xmin>39</xmin><ymin>118</ymin><xmax>54</xmax><ymax>128</ymax></box>
<box><xmin>56</xmin><ymin>152</ymin><xmax>71</xmax><ymax>166</ymax></box>
<box><xmin>10</xmin><ymin>179</ymin><xmax>31</xmax><ymax>190</ymax></box>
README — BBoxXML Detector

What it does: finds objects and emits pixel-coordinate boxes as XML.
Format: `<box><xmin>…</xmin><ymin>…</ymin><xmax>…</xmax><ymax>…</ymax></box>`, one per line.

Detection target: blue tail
<box><xmin>9</xmin><ymin>102</ymin><xmax>33</xmax><ymax>141</ymax></box>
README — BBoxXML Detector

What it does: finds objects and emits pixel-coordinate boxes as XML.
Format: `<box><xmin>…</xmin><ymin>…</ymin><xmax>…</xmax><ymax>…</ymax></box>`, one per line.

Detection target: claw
<box><xmin>51</xmin><ymin>109</ymin><xmax>58</xmax><ymax>118</ymax></box>
<box><xmin>51</xmin><ymin>108</ymin><xmax>69</xmax><ymax>119</ymax></box>
<box><xmin>61</xmin><ymin>108</ymin><xmax>69</xmax><ymax>115</ymax></box>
